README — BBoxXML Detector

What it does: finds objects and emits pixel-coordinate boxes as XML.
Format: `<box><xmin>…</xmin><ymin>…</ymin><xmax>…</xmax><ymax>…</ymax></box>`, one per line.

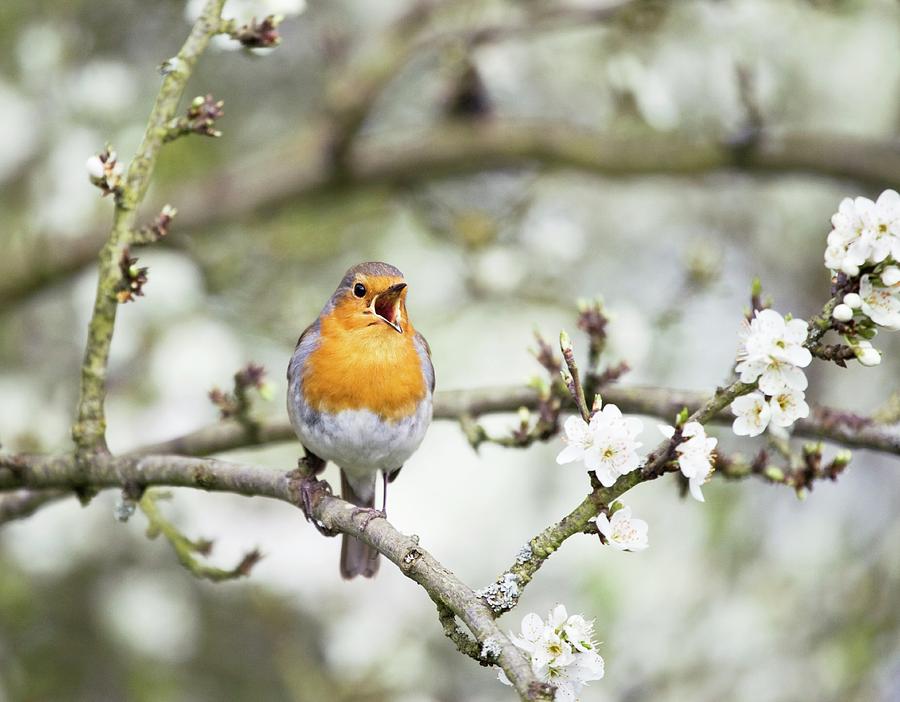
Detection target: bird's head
<box><xmin>329</xmin><ymin>262</ymin><xmax>410</xmax><ymax>335</ymax></box>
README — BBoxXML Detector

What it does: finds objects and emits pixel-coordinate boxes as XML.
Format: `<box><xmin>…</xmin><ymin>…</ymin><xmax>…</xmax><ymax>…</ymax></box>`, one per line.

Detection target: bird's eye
<box><xmin>353</xmin><ymin>283</ymin><xmax>366</xmax><ymax>298</ymax></box>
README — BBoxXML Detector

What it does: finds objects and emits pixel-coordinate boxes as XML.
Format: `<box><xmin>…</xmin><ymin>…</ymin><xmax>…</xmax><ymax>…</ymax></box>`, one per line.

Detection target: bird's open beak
<box><xmin>371</xmin><ymin>283</ymin><xmax>406</xmax><ymax>333</ymax></box>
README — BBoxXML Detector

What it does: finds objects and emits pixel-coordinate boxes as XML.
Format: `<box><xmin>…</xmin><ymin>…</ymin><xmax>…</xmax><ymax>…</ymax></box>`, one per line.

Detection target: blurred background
<box><xmin>2</xmin><ymin>0</ymin><xmax>900</xmax><ymax>700</ymax></box>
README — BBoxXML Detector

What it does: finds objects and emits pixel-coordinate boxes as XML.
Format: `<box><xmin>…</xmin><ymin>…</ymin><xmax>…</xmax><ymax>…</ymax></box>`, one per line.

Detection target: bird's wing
<box><xmin>286</xmin><ymin>320</ymin><xmax>320</xmax><ymax>382</ymax></box>
<box><xmin>414</xmin><ymin>330</ymin><xmax>435</xmax><ymax>393</ymax></box>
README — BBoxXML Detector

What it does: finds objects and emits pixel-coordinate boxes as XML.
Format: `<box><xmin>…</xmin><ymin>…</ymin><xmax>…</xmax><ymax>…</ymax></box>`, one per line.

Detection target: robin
<box><xmin>287</xmin><ymin>262</ymin><xmax>434</xmax><ymax>578</ymax></box>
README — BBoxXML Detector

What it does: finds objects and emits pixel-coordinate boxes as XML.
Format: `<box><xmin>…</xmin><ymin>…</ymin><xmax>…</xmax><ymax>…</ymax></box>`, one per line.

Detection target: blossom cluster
<box><xmin>825</xmin><ymin>189</ymin><xmax>900</xmax><ymax>277</ymax></box>
<box><xmin>499</xmin><ymin>604</ymin><xmax>605</xmax><ymax>702</ymax></box>
<box><xmin>825</xmin><ymin>189</ymin><xmax>900</xmax><ymax>354</ymax></box>
<box><xmin>659</xmin><ymin>422</ymin><xmax>717</xmax><ymax>502</ymax></box>
<box><xmin>731</xmin><ymin>309</ymin><xmax>811</xmax><ymax>438</ymax></box>
<box><xmin>555</xmin><ymin>401</ymin><xmax>643</xmax><ymax>487</ymax></box>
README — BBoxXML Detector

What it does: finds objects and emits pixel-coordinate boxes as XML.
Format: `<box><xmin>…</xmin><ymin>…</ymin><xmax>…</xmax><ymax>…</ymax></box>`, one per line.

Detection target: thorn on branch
<box><xmin>164</xmin><ymin>95</ymin><xmax>225</xmax><ymax>142</ymax></box>
<box><xmin>115</xmin><ymin>249</ymin><xmax>148</xmax><ymax>303</ymax></box>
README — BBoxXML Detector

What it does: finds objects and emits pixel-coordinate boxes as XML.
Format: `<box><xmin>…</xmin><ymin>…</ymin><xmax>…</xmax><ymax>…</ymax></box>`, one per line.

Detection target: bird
<box><xmin>287</xmin><ymin>262</ymin><xmax>434</xmax><ymax>579</ymax></box>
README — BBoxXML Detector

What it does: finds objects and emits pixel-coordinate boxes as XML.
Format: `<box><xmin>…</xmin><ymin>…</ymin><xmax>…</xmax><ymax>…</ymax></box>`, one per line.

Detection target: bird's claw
<box><xmin>297</xmin><ymin>474</ymin><xmax>337</xmax><ymax>537</ymax></box>
<box><xmin>351</xmin><ymin>507</ymin><xmax>386</xmax><ymax>532</ymax></box>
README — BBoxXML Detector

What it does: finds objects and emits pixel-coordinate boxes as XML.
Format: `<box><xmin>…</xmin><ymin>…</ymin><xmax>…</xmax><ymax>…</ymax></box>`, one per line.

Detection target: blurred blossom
<box><xmin>472</xmin><ymin>246</ymin><xmax>527</xmax><ymax>294</ymax></box>
<box><xmin>186</xmin><ymin>0</ymin><xmax>306</xmax><ymax>23</ymax></box>
<box><xmin>607</xmin><ymin>54</ymin><xmax>680</xmax><ymax>131</ymax></box>
<box><xmin>96</xmin><ymin>570</ymin><xmax>199</xmax><ymax>662</ymax></box>
<box><xmin>67</xmin><ymin>60</ymin><xmax>137</xmax><ymax>117</ymax></box>
<box><xmin>15</xmin><ymin>23</ymin><xmax>64</xmax><ymax>79</ymax></box>
<box><xmin>520</xmin><ymin>211</ymin><xmax>586</xmax><ymax>263</ymax></box>
<box><xmin>29</xmin><ymin>127</ymin><xmax>103</xmax><ymax>236</ymax></box>
<box><xmin>0</xmin><ymin>82</ymin><xmax>39</xmax><ymax>183</ymax></box>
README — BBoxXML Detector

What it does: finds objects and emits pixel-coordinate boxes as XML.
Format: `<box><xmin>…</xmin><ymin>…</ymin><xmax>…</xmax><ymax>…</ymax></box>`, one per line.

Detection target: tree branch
<box><xmin>0</xmin><ymin>489</ymin><xmax>69</xmax><ymax>524</ymax></box>
<box><xmin>70</xmin><ymin>0</ymin><xmax>227</xmax><ymax>457</ymax></box>
<box><xmin>5</xmin><ymin>126</ymin><xmax>900</xmax><ymax>308</ymax></box>
<box><xmin>133</xmin><ymin>383</ymin><xmax>900</xmax><ymax>458</ymax></box>
<box><xmin>0</xmin><ymin>451</ymin><xmax>550</xmax><ymax>701</ymax></box>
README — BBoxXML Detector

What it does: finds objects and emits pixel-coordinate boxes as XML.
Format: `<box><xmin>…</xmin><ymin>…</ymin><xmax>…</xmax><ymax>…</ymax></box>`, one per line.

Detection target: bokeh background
<box><xmin>2</xmin><ymin>1</ymin><xmax>900</xmax><ymax>700</ymax></box>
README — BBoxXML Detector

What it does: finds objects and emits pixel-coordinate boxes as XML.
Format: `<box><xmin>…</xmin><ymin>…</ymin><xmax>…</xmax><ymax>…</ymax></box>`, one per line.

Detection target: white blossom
<box><xmin>556</xmin><ymin>414</ymin><xmax>597</xmax><ymax>466</ymax></box>
<box><xmin>859</xmin><ymin>274</ymin><xmax>900</xmax><ymax>330</ymax></box>
<box><xmin>500</xmin><ymin>604</ymin><xmax>605</xmax><ymax>699</ymax></box>
<box><xmin>825</xmin><ymin>195</ymin><xmax>875</xmax><ymax>274</ymax></box>
<box><xmin>730</xmin><ymin>392</ymin><xmax>771</xmax><ymax>437</ymax></box>
<box><xmin>556</xmin><ymin>403</ymin><xmax>643</xmax><ymax>487</ymax></box>
<box><xmin>659</xmin><ymin>422</ymin><xmax>717</xmax><ymax>502</ymax></box>
<box><xmin>769</xmin><ymin>388</ymin><xmax>810</xmax><ymax>427</ymax></box>
<box><xmin>596</xmin><ymin>504</ymin><xmax>649</xmax><ymax>551</ymax></box>
<box><xmin>735</xmin><ymin>309</ymin><xmax>811</xmax><ymax>395</ymax></box>
<box><xmin>825</xmin><ymin>189</ymin><xmax>900</xmax><ymax>274</ymax></box>
<box><xmin>186</xmin><ymin>0</ymin><xmax>306</xmax><ymax>23</ymax></box>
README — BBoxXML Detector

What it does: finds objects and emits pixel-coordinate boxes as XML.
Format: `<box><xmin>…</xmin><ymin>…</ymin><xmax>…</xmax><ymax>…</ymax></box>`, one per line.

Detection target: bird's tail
<box><xmin>339</xmin><ymin>470</ymin><xmax>380</xmax><ymax>579</ymax></box>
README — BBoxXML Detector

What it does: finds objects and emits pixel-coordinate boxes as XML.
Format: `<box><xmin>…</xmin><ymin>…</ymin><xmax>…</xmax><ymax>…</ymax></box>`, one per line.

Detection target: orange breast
<box><xmin>302</xmin><ymin>312</ymin><xmax>427</xmax><ymax>422</ymax></box>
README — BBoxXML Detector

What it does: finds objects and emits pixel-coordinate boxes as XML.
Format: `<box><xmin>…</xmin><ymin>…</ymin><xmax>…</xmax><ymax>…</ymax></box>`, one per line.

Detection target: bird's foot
<box><xmin>294</xmin><ymin>473</ymin><xmax>337</xmax><ymax>538</ymax></box>
<box><xmin>351</xmin><ymin>507</ymin><xmax>386</xmax><ymax>532</ymax></box>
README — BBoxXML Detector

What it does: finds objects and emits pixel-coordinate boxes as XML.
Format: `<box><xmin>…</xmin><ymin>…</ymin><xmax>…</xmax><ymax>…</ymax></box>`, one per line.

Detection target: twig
<box><xmin>71</xmin><ymin>0</ymin><xmax>227</xmax><ymax>458</ymax></box>
<box><xmin>139</xmin><ymin>489</ymin><xmax>261</xmax><ymax>582</ymax></box>
<box><xmin>0</xmin><ymin>451</ymin><xmax>550</xmax><ymax>701</ymax></box>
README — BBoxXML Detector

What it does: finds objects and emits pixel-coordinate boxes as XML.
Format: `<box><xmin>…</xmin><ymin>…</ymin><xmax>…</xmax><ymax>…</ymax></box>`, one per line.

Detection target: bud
<box><xmin>881</xmin><ymin>266</ymin><xmax>900</xmax><ymax>287</ymax></box>
<box><xmin>842</xmin><ymin>262</ymin><xmax>860</xmax><ymax>278</ymax></box>
<box><xmin>85</xmin><ymin>155</ymin><xmax>105</xmax><ymax>179</ymax></box>
<box><xmin>258</xmin><ymin>383</ymin><xmax>274</xmax><ymax>401</ymax></box>
<box><xmin>842</xmin><ymin>292</ymin><xmax>862</xmax><ymax>309</ymax></box>
<box><xmin>832</xmin><ymin>450</ymin><xmax>852</xmax><ymax>467</ymax></box>
<box><xmin>855</xmin><ymin>341</ymin><xmax>882</xmax><ymax>367</ymax></box>
<box><xmin>764</xmin><ymin>466</ymin><xmax>785</xmax><ymax>483</ymax></box>
<box><xmin>517</xmin><ymin>406</ymin><xmax>531</xmax><ymax>424</ymax></box>
<box><xmin>832</xmin><ymin>303</ymin><xmax>854</xmax><ymax>322</ymax></box>
<box><xmin>559</xmin><ymin>330</ymin><xmax>572</xmax><ymax>353</ymax></box>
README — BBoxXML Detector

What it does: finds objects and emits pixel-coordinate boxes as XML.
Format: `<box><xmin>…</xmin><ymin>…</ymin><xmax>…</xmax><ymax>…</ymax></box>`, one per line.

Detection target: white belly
<box><xmin>292</xmin><ymin>398</ymin><xmax>432</xmax><ymax>490</ymax></box>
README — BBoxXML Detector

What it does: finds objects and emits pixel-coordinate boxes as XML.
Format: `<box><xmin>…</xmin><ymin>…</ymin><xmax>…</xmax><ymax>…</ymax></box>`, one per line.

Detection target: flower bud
<box><xmin>855</xmin><ymin>341</ymin><xmax>882</xmax><ymax>367</ymax></box>
<box><xmin>85</xmin><ymin>155</ymin><xmax>105</xmax><ymax>180</ymax></box>
<box><xmin>842</xmin><ymin>292</ymin><xmax>862</xmax><ymax>309</ymax></box>
<box><xmin>881</xmin><ymin>266</ymin><xmax>900</xmax><ymax>286</ymax></box>
<box><xmin>842</xmin><ymin>262</ymin><xmax>860</xmax><ymax>277</ymax></box>
<box><xmin>832</xmin><ymin>303</ymin><xmax>853</xmax><ymax>322</ymax></box>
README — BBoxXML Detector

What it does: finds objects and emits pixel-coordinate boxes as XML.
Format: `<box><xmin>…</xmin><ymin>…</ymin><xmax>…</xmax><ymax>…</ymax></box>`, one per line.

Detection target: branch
<box><xmin>134</xmin><ymin>383</ymin><xmax>900</xmax><ymax>458</ymax></box>
<box><xmin>70</xmin><ymin>0</ymin><xmax>226</xmax><ymax>457</ymax></box>
<box><xmin>0</xmin><ymin>451</ymin><xmax>550</xmax><ymax>701</ymax></box>
<box><xmin>0</xmin><ymin>489</ymin><xmax>69</xmax><ymax>524</ymax></box>
<box><xmin>6</xmin><ymin>126</ymin><xmax>900</xmax><ymax>307</ymax></box>
<box><xmin>139</xmin><ymin>489</ymin><xmax>262</xmax><ymax>582</ymax></box>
